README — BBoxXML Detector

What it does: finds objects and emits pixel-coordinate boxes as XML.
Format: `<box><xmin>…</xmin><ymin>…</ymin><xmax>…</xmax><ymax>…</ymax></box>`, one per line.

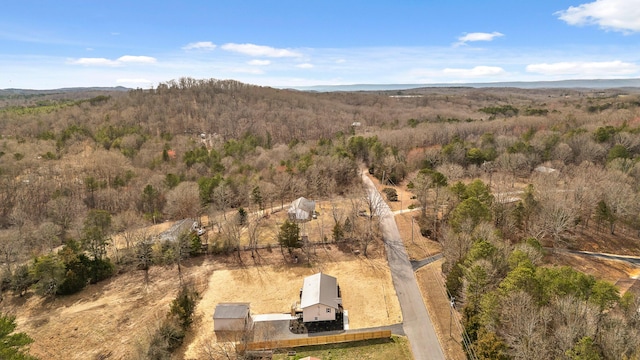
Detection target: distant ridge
<box><xmin>293</xmin><ymin>78</ymin><xmax>640</xmax><ymax>92</ymax></box>
<box><xmin>0</xmin><ymin>86</ymin><xmax>130</xmax><ymax>96</ymax></box>
<box><xmin>5</xmin><ymin>79</ymin><xmax>640</xmax><ymax>94</ymax></box>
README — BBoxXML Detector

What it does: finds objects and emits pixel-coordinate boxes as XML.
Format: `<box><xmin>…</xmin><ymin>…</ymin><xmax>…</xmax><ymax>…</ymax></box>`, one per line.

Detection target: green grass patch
<box><xmin>272</xmin><ymin>336</ymin><xmax>412</xmax><ymax>360</ymax></box>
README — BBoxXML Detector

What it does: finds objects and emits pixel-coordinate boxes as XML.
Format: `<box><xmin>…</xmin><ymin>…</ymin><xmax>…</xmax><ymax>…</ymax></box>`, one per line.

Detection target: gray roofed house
<box><xmin>288</xmin><ymin>197</ymin><xmax>316</xmax><ymax>223</ymax></box>
<box><xmin>157</xmin><ymin>218</ymin><xmax>204</xmax><ymax>242</ymax></box>
<box><xmin>300</xmin><ymin>273</ymin><xmax>342</xmax><ymax>323</ymax></box>
<box><xmin>213</xmin><ymin>302</ymin><xmax>253</xmax><ymax>332</ymax></box>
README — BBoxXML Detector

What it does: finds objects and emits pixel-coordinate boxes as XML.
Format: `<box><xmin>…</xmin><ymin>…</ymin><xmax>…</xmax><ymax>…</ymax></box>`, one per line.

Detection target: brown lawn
<box><xmin>183</xmin><ymin>246</ymin><xmax>401</xmax><ymax>359</ymax></box>
<box><xmin>2</xmin><ymin>236</ymin><xmax>399</xmax><ymax>360</ymax></box>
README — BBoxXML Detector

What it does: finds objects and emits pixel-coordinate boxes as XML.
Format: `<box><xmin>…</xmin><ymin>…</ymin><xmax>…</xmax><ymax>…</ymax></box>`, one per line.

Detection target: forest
<box><xmin>1</xmin><ymin>78</ymin><xmax>640</xmax><ymax>359</ymax></box>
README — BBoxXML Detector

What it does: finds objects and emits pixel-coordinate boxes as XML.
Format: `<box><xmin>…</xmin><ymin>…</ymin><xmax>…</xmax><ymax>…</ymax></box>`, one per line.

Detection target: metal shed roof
<box><xmin>213</xmin><ymin>303</ymin><xmax>250</xmax><ymax>319</ymax></box>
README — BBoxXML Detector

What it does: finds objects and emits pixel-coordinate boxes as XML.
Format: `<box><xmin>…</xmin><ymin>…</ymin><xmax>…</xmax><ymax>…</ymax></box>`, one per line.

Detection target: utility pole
<box><xmin>449</xmin><ymin>296</ymin><xmax>455</xmax><ymax>338</ymax></box>
<box><xmin>411</xmin><ymin>216</ymin><xmax>415</xmax><ymax>244</ymax></box>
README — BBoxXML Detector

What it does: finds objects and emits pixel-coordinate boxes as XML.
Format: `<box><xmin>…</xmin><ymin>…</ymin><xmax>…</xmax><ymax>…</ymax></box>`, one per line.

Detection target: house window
<box><xmin>326</xmin><ymin>308</ymin><xmax>331</xmax><ymax>313</ymax></box>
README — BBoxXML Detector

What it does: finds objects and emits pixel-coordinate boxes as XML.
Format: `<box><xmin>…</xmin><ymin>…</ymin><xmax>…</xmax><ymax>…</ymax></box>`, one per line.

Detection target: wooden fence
<box><xmin>242</xmin><ymin>330</ymin><xmax>392</xmax><ymax>351</ymax></box>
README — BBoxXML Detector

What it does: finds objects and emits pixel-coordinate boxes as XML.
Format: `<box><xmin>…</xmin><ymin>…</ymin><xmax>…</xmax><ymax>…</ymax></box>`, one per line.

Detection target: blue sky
<box><xmin>1</xmin><ymin>0</ymin><xmax>640</xmax><ymax>89</ymax></box>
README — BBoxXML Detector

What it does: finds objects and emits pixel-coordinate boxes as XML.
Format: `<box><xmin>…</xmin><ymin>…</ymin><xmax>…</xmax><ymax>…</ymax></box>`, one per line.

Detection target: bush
<box><xmin>10</xmin><ymin>265</ymin><xmax>33</xmax><ymax>296</ymax></box>
<box><xmin>189</xmin><ymin>233</ymin><xmax>202</xmax><ymax>257</ymax></box>
<box><xmin>147</xmin><ymin>285</ymin><xmax>198</xmax><ymax>359</ymax></box>
<box><xmin>88</xmin><ymin>258</ymin><xmax>115</xmax><ymax>284</ymax></box>
<box><xmin>57</xmin><ymin>255</ymin><xmax>90</xmax><ymax>295</ymax></box>
<box><xmin>170</xmin><ymin>286</ymin><xmax>199</xmax><ymax>330</ymax></box>
<box><xmin>147</xmin><ymin>321</ymin><xmax>185</xmax><ymax>360</ymax></box>
<box><xmin>0</xmin><ymin>269</ymin><xmax>12</xmax><ymax>292</ymax></box>
<box><xmin>383</xmin><ymin>187</ymin><xmax>398</xmax><ymax>201</ymax></box>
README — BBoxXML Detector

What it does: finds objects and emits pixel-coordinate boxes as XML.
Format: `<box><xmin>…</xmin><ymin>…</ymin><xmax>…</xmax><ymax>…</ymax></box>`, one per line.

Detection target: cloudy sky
<box><xmin>1</xmin><ymin>0</ymin><xmax>640</xmax><ymax>89</ymax></box>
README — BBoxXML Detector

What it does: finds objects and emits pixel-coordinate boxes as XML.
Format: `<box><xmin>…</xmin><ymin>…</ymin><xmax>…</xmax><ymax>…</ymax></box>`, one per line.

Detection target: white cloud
<box><xmin>69</xmin><ymin>55</ymin><xmax>157</xmax><ymax>67</ymax></box>
<box><xmin>556</xmin><ymin>0</ymin><xmax>640</xmax><ymax>33</ymax></box>
<box><xmin>443</xmin><ymin>66</ymin><xmax>506</xmax><ymax>77</ymax></box>
<box><xmin>182</xmin><ymin>41</ymin><xmax>217</xmax><ymax>51</ymax></box>
<box><xmin>221</xmin><ymin>43</ymin><xmax>302</xmax><ymax>57</ymax></box>
<box><xmin>456</xmin><ymin>32</ymin><xmax>504</xmax><ymax>46</ymax></box>
<box><xmin>117</xmin><ymin>55</ymin><xmax>157</xmax><ymax>64</ymax></box>
<box><xmin>70</xmin><ymin>57</ymin><xmax>118</xmax><ymax>66</ymax></box>
<box><xmin>526</xmin><ymin>60</ymin><xmax>639</xmax><ymax>76</ymax></box>
<box><xmin>296</xmin><ymin>63</ymin><xmax>314</xmax><ymax>69</ymax></box>
<box><xmin>248</xmin><ymin>59</ymin><xmax>271</xmax><ymax>66</ymax></box>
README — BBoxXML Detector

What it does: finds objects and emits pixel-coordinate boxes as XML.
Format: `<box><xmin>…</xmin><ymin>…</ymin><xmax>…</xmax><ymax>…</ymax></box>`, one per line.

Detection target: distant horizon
<box><xmin>3</xmin><ymin>77</ymin><xmax>640</xmax><ymax>93</ymax></box>
<box><xmin>2</xmin><ymin>1</ymin><xmax>640</xmax><ymax>89</ymax></box>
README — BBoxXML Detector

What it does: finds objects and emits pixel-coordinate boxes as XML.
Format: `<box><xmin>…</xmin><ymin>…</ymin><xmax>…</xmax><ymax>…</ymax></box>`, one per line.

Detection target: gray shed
<box><xmin>213</xmin><ymin>303</ymin><xmax>253</xmax><ymax>332</ymax></box>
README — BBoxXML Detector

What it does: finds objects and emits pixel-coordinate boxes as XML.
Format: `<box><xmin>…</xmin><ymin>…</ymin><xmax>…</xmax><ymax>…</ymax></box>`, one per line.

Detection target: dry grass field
<box><xmin>1</xmin><ymin>246</ymin><xmax>400</xmax><ymax>359</ymax></box>
<box><xmin>1</xmin><ymin>214</ymin><xmax>400</xmax><ymax>360</ymax></box>
<box><xmin>183</xmin><ymin>250</ymin><xmax>401</xmax><ymax>359</ymax></box>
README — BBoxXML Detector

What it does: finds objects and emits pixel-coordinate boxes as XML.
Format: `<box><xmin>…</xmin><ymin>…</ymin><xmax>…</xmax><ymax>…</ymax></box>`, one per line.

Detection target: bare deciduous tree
<box><xmin>499</xmin><ymin>291</ymin><xmax>552</xmax><ymax>360</ymax></box>
<box><xmin>165</xmin><ymin>181</ymin><xmax>202</xmax><ymax>220</ymax></box>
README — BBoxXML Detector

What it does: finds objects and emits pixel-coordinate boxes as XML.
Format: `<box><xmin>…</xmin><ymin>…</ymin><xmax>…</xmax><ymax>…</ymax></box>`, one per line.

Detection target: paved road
<box><xmin>560</xmin><ymin>249</ymin><xmax>640</xmax><ymax>265</ymax></box>
<box><xmin>362</xmin><ymin>172</ymin><xmax>446</xmax><ymax>360</ymax></box>
<box><xmin>411</xmin><ymin>253</ymin><xmax>444</xmax><ymax>272</ymax></box>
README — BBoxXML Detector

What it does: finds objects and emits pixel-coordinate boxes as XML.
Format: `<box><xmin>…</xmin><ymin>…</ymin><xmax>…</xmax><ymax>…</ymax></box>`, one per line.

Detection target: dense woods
<box><xmin>2</xmin><ymin>78</ymin><xmax>640</xmax><ymax>359</ymax></box>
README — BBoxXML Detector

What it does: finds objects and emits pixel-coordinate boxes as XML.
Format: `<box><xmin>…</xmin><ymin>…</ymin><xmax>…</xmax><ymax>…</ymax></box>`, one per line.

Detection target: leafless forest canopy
<box><xmin>3</xmin><ymin>78</ymin><xmax>640</xmax><ymax>358</ymax></box>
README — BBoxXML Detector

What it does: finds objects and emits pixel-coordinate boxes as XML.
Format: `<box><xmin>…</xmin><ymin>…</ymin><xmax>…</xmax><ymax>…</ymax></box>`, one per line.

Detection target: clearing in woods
<box><xmin>1</xmin><ymin>196</ymin><xmax>401</xmax><ymax>360</ymax></box>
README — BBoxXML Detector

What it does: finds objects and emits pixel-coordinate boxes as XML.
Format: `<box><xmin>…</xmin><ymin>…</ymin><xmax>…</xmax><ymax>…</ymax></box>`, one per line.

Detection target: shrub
<box><xmin>88</xmin><ymin>258</ymin><xmax>115</xmax><ymax>284</ymax></box>
<box><xmin>445</xmin><ymin>261</ymin><xmax>464</xmax><ymax>299</ymax></box>
<box><xmin>147</xmin><ymin>321</ymin><xmax>184</xmax><ymax>360</ymax></box>
<box><xmin>383</xmin><ymin>187</ymin><xmax>398</xmax><ymax>201</ymax></box>
<box><xmin>10</xmin><ymin>265</ymin><xmax>33</xmax><ymax>296</ymax></box>
<box><xmin>170</xmin><ymin>286</ymin><xmax>199</xmax><ymax>330</ymax></box>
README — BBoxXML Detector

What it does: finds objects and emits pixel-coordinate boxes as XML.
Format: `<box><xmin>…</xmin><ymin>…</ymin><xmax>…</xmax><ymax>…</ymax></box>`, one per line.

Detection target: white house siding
<box><xmin>303</xmin><ymin>304</ymin><xmax>335</xmax><ymax>322</ymax></box>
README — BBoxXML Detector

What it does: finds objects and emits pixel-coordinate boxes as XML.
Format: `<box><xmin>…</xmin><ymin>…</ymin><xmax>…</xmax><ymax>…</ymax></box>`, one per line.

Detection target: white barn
<box><xmin>300</xmin><ymin>273</ymin><xmax>342</xmax><ymax>323</ymax></box>
<box><xmin>213</xmin><ymin>303</ymin><xmax>253</xmax><ymax>332</ymax></box>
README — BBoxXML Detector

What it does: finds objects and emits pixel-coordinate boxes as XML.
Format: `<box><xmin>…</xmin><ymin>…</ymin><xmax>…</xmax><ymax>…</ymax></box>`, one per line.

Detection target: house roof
<box><xmin>300</xmin><ymin>273</ymin><xmax>339</xmax><ymax>309</ymax></box>
<box><xmin>158</xmin><ymin>218</ymin><xmax>197</xmax><ymax>242</ymax></box>
<box><xmin>534</xmin><ymin>166</ymin><xmax>558</xmax><ymax>174</ymax></box>
<box><xmin>288</xmin><ymin>197</ymin><xmax>315</xmax><ymax>222</ymax></box>
<box><xmin>213</xmin><ymin>303</ymin><xmax>250</xmax><ymax>319</ymax></box>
